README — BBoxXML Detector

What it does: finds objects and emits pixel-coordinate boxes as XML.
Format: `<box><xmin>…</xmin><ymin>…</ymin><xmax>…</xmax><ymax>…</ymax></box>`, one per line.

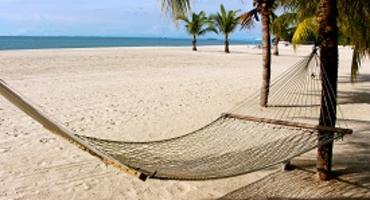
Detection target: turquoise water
<box><xmin>0</xmin><ymin>36</ymin><xmax>259</xmax><ymax>50</ymax></box>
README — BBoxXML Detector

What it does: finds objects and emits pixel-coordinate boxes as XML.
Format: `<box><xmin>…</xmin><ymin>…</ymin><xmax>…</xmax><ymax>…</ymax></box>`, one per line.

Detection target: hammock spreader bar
<box><xmin>223</xmin><ymin>113</ymin><xmax>353</xmax><ymax>135</ymax></box>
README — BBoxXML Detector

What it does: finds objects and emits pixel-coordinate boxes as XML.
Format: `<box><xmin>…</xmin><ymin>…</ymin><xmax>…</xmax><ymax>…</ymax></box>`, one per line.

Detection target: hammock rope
<box><xmin>0</xmin><ymin>48</ymin><xmax>352</xmax><ymax>181</ymax></box>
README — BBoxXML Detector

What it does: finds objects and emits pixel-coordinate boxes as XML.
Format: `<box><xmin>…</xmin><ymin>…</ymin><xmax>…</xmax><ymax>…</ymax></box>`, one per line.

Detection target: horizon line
<box><xmin>0</xmin><ymin>35</ymin><xmax>261</xmax><ymax>41</ymax></box>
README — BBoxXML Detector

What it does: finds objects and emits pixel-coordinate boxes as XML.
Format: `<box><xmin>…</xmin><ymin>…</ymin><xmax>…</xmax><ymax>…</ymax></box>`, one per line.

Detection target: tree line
<box><xmin>177</xmin><ymin>4</ymin><xmax>239</xmax><ymax>53</ymax></box>
<box><xmin>176</xmin><ymin>1</ymin><xmax>369</xmax><ymax>83</ymax></box>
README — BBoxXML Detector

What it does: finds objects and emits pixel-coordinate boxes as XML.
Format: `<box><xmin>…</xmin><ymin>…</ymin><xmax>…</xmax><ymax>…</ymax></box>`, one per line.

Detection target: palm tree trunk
<box><xmin>224</xmin><ymin>34</ymin><xmax>230</xmax><ymax>53</ymax></box>
<box><xmin>350</xmin><ymin>45</ymin><xmax>360</xmax><ymax>83</ymax></box>
<box><xmin>317</xmin><ymin>0</ymin><xmax>338</xmax><ymax>181</ymax></box>
<box><xmin>273</xmin><ymin>34</ymin><xmax>280</xmax><ymax>56</ymax></box>
<box><xmin>192</xmin><ymin>35</ymin><xmax>197</xmax><ymax>51</ymax></box>
<box><xmin>260</xmin><ymin>12</ymin><xmax>271</xmax><ymax>107</ymax></box>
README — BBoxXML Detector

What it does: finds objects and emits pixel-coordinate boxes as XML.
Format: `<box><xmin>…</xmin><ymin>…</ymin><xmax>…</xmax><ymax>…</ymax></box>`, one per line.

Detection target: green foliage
<box><xmin>271</xmin><ymin>12</ymin><xmax>296</xmax><ymax>41</ymax></box>
<box><xmin>210</xmin><ymin>4</ymin><xmax>240</xmax><ymax>37</ymax></box>
<box><xmin>281</xmin><ymin>0</ymin><xmax>370</xmax><ymax>82</ymax></box>
<box><xmin>161</xmin><ymin>0</ymin><xmax>191</xmax><ymax>20</ymax></box>
<box><xmin>240</xmin><ymin>0</ymin><xmax>278</xmax><ymax>29</ymax></box>
<box><xmin>291</xmin><ymin>17</ymin><xmax>318</xmax><ymax>48</ymax></box>
<box><xmin>338</xmin><ymin>0</ymin><xmax>370</xmax><ymax>82</ymax></box>
<box><xmin>177</xmin><ymin>11</ymin><xmax>216</xmax><ymax>37</ymax></box>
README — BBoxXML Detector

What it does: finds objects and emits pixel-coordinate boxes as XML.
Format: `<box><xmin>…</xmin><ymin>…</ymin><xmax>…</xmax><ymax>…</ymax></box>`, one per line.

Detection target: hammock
<box><xmin>0</xmin><ymin>49</ymin><xmax>352</xmax><ymax>181</ymax></box>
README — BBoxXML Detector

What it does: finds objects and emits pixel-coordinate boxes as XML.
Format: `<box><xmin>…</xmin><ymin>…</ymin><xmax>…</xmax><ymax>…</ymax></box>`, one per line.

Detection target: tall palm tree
<box><xmin>282</xmin><ymin>0</ymin><xmax>370</xmax><ymax>180</ymax></box>
<box><xmin>177</xmin><ymin>11</ymin><xmax>216</xmax><ymax>51</ymax></box>
<box><xmin>240</xmin><ymin>0</ymin><xmax>277</xmax><ymax>107</ymax></box>
<box><xmin>210</xmin><ymin>4</ymin><xmax>240</xmax><ymax>53</ymax></box>
<box><xmin>316</xmin><ymin>0</ymin><xmax>339</xmax><ymax>181</ymax></box>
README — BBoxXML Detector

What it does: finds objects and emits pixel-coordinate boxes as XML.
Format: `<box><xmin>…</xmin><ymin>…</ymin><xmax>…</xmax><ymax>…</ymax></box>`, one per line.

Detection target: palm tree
<box><xmin>282</xmin><ymin>0</ymin><xmax>370</xmax><ymax>180</ymax></box>
<box><xmin>210</xmin><ymin>4</ymin><xmax>240</xmax><ymax>53</ymax></box>
<box><xmin>271</xmin><ymin>12</ymin><xmax>296</xmax><ymax>55</ymax></box>
<box><xmin>337</xmin><ymin>1</ymin><xmax>370</xmax><ymax>82</ymax></box>
<box><xmin>282</xmin><ymin>0</ymin><xmax>370</xmax><ymax>82</ymax></box>
<box><xmin>240</xmin><ymin>0</ymin><xmax>277</xmax><ymax>107</ymax></box>
<box><xmin>177</xmin><ymin>11</ymin><xmax>216</xmax><ymax>51</ymax></box>
<box><xmin>316</xmin><ymin>0</ymin><xmax>339</xmax><ymax>181</ymax></box>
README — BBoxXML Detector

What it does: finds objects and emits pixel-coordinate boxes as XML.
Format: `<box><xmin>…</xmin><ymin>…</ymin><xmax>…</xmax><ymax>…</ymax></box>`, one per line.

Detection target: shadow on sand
<box><xmin>217</xmin><ymin>166</ymin><xmax>370</xmax><ymax>200</ymax></box>
<box><xmin>215</xmin><ymin>117</ymin><xmax>370</xmax><ymax>200</ymax></box>
<box><xmin>338</xmin><ymin>74</ymin><xmax>370</xmax><ymax>84</ymax></box>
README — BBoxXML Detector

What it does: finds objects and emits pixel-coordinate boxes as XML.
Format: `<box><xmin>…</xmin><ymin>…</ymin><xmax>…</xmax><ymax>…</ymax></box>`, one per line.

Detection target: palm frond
<box><xmin>292</xmin><ymin>17</ymin><xmax>318</xmax><ymax>48</ymax></box>
<box><xmin>177</xmin><ymin>10</ymin><xmax>216</xmax><ymax>37</ymax></box>
<box><xmin>161</xmin><ymin>0</ymin><xmax>191</xmax><ymax>20</ymax></box>
<box><xmin>210</xmin><ymin>4</ymin><xmax>240</xmax><ymax>35</ymax></box>
<box><xmin>338</xmin><ymin>0</ymin><xmax>370</xmax><ymax>81</ymax></box>
<box><xmin>271</xmin><ymin>12</ymin><xmax>296</xmax><ymax>36</ymax></box>
<box><xmin>240</xmin><ymin>9</ymin><xmax>258</xmax><ymax>29</ymax></box>
<box><xmin>176</xmin><ymin>15</ymin><xmax>190</xmax><ymax>23</ymax></box>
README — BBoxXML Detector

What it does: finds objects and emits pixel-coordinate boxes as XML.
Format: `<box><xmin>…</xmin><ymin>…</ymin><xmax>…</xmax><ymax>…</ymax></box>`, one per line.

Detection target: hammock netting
<box><xmin>76</xmin><ymin>118</ymin><xmax>337</xmax><ymax>180</ymax></box>
<box><xmin>0</xmin><ymin>48</ymin><xmax>352</xmax><ymax>181</ymax></box>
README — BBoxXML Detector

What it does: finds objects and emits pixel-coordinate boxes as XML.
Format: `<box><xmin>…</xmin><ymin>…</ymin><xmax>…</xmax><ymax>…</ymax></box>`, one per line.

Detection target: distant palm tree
<box><xmin>210</xmin><ymin>4</ymin><xmax>240</xmax><ymax>53</ymax></box>
<box><xmin>240</xmin><ymin>0</ymin><xmax>277</xmax><ymax>107</ymax></box>
<box><xmin>177</xmin><ymin>11</ymin><xmax>216</xmax><ymax>51</ymax></box>
<box><xmin>271</xmin><ymin>12</ymin><xmax>296</xmax><ymax>55</ymax></box>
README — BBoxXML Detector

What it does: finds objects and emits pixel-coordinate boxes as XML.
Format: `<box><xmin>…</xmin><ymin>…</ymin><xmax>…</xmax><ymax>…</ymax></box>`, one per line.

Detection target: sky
<box><xmin>0</xmin><ymin>0</ymin><xmax>262</xmax><ymax>40</ymax></box>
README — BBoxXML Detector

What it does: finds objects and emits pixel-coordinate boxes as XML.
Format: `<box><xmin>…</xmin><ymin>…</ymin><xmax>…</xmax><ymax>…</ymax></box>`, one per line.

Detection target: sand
<box><xmin>0</xmin><ymin>45</ymin><xmax>369</xmax><ymax>200</ymax></box>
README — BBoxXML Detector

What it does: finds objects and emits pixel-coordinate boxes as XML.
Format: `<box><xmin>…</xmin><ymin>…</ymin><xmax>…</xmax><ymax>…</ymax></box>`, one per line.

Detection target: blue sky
<box><xmin>0</xmin><ymin>0</ymin><xmax>261</xmax><ymax>40</ymax></box>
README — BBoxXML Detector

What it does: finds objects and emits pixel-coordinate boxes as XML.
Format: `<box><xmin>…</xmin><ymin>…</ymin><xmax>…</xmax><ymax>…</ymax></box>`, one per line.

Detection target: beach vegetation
<box><xmin>271</xmin><ymin>12</ymin><xmax>296</xmax><ymax>55</ymax></box>
<box><xmin>282</xmin><ymin>0</ymin><xmax>370</xmax><ymax>82</ymax></box>
<box><xmin>210</xmin><ymin>4</ymin><xmax>240</xmax><ymax>53</ymax></box>
<box><xmin>177</xmin><ymin>11</ymin><xmax>217</xmax><ymax>51</ymax></box>
<box><xmin>240</xmin><ymin>0</ymin><xmax>278</xmax><ymax>107</ymax></box>
<box><xmin>161</xmin><ymin>0</ymin><xmax>191</xmax><ymax>20</ymax></box>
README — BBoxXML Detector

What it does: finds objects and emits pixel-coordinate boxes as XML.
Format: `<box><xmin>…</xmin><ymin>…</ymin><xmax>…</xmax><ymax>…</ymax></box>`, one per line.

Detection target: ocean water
<box><xmin>0</xmin><ymin>36</ymin><xmax>259</xmax><ymax>50</ymax></box>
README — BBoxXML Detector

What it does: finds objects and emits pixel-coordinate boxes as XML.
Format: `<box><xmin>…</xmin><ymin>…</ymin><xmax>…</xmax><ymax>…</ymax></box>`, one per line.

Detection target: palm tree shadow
<box><xmin>337</xmin><ymin>74</ymin><xmax>370</xmax><ymax>104</ymax></box>
<box><xmin>216</xmin><ymin>168</ymin><xmax>370</xmax><ymax>200</ymax></box>
<box><xmin>338</xmin><ymin>88</ymin><xmax>370</xmax><ymax>105</ymax></box>
<box><xmin>338</xmin><ymin>74</ymin><xmax>370</xmax><ymax>84</ymax></box>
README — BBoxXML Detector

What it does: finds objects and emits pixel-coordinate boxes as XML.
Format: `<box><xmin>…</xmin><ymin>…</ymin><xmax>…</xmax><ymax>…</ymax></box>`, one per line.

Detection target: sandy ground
<box><xmin>0</xmin><ymin>45</ymin><xmax>369</xmax><ymax>200</ymax></box>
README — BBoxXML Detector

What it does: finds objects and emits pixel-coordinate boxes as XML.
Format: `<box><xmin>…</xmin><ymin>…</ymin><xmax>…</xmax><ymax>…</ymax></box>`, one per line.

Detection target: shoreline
<box><xmin>0</xmin><ymin>36</ymin><xmax>261</xmax><ymax>52</ymax></box>
<box><xmin>0</xmin><ymin>44</ymin><xmax>354</xmax><ymax>53</ymax></box>
<box><xmin>0</xmin><ymin>44</ymin><xmax>260</xmax><ymax>53</ymax></box>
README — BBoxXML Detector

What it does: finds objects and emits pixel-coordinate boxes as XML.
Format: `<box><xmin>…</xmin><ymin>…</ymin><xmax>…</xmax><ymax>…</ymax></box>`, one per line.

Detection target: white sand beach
<box><xmin>0</xmin><ymin>45</ymin><xmax>369</xmax><ymax>199</ymax></box>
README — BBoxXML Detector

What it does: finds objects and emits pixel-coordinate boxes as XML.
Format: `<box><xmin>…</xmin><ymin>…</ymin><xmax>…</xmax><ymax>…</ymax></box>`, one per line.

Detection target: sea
<box><xmin>0</xmin><ymin>36</ymin><xmax>260</xmax><ymax>50</ymax></box>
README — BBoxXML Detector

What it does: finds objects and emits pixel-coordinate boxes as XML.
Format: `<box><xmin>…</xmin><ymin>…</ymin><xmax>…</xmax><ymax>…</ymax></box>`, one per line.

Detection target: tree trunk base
<box><xmin>281</xmin><ymin>160</ymin><xmax>294</xmax><ymax>171</ymax></box>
